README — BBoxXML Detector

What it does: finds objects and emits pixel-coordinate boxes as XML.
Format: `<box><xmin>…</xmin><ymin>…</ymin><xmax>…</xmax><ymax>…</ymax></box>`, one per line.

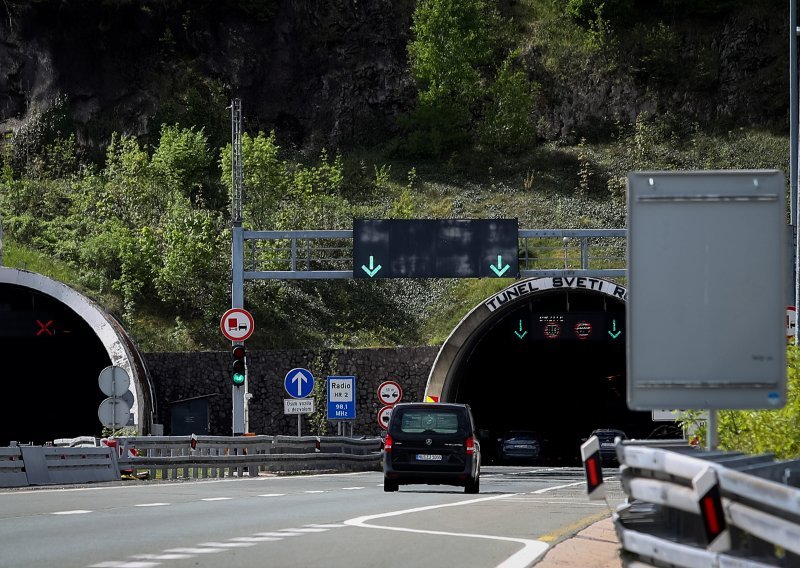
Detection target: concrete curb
<box><xmin>533</xmin><ymin>517</ymin><xmax>621</xmax><ymax>567</ymax></box>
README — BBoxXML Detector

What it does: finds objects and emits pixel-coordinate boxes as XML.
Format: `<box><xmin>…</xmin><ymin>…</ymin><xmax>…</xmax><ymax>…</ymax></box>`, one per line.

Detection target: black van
<box><xmin>383</xmin><ymin>402</ymin><xmax>481</xmax><ymax>493</ymax></box>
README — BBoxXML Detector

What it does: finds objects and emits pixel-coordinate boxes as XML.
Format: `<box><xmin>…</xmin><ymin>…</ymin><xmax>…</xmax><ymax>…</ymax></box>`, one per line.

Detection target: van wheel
<box><xmin>384</xmin><ymin>478</ymin><xmax>399</xmax><ymax>492</ymax></box>
<box><xmin>465</xmin><ymin>476</ymin><xmax>480</xmax><ymax>494</ymax></box>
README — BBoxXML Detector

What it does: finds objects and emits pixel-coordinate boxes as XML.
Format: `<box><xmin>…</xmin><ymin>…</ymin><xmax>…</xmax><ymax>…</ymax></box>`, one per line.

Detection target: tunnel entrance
<box><xmin>0</xmin><ymin>268</ymin><xmax>155</xmax><ymax>446</ymax></box>
<box><xmin>426</xmin><ymin>277</ymin><xmax>678</xmax><ymax>465</ymax></box>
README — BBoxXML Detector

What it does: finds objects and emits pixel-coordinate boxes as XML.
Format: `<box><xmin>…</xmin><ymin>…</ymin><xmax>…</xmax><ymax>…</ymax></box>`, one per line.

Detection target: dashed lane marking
<box><xmin>200</xmin><ymin>497</ymin><xmax>233</xmax><ymax>501</ymax></box>
<box><xmin>53</xmin><ymin>510</ymin><xmax>92</xmax><ymax>515</ymax></box>
<box><xmin>197</xmin><ymin>541</ymin><xmax>257</xmax><ymax>548</ymax></box>
<box><xmin>258</xmin><ymin>493</ymin><xmax>286</xmax><ymax>497</ymax></box>
<box><xmin>131</xmin><ymin>553</ymin><xmax>193</xmax><ymax>560</ymax></box>
<box><xmin>89</xmin><ymin>562</ymin><xmax>159</xmax><ymax>568</ymax></box>
<box><xmin>162</xmin><ymin>547</ymin><xmax>224</xmax><ymax>554</ymax></box>
<box><xmin>280</xmin><ymin>527</ymin><xmax>329</xmax><ymax>533</ymax></box>
<box><xmin>135</xmin><ymin>503</ymin><xmax>170</xmax><ymax>507</ymax></box>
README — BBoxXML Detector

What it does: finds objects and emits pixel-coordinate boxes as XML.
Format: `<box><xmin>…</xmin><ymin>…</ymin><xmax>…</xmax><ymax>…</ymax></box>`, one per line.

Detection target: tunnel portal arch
<box><xmin>0</xmin><ymin>267</ymin><xmax>155</xmax><ymax>445</ymax></box>
<box><xmin>425</xmin><ymin>277</ymin><xmax>662</xmax><ymax>463</ymax></box>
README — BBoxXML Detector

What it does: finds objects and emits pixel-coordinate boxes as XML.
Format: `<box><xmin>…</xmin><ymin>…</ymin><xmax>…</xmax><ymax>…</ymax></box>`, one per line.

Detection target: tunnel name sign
<box><xmin>627</xmin><ymin>170</ymin><xmax>786</xmax><ymax>410</ymax></box>
<box><xmin>353</xmin><ymin>219</ymin><xmax>519</xmax><ymax>278</ymax></box>
<box><xmin>484</xmin><ymin>277</ymin><xmax>627</xmax><ymax>312</ymax></box>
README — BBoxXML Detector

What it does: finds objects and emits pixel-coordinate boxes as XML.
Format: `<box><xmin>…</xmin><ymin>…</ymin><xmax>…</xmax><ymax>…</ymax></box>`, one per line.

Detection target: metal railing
<box><xmin>116</xmin><ymin>435</ymin><xmax>382</xmax><ymax>480</ymax></box>
<box><xmin>240</xmin><ymin>228</ymin><xmax>626</xmax><ymax>280</ymax></box>
<box><xmin>613</xmin><ymin>439</ymin><xmax>800</xmax><ymax>567</ymax></box>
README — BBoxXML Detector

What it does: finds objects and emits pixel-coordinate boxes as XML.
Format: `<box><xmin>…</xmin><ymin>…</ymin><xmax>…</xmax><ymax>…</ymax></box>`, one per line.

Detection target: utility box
<box><xmin>626</xmin><ymin>170</ymin><xmax>786</xmax><ymax>410</ymax></box>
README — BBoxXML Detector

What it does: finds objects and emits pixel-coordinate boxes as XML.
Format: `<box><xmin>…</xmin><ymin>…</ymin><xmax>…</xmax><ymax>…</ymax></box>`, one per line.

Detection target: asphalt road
<box><xmin>0</xmin><ymin>466</ymin><xmax>625</xmax><ymax>568</ymax></box>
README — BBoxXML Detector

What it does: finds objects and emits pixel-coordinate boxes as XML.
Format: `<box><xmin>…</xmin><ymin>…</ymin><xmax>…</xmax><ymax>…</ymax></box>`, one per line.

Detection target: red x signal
<box><xmin>36</xmin><ymin>320</ymin><xmax>54</xmax><ymax>336</ymax></box>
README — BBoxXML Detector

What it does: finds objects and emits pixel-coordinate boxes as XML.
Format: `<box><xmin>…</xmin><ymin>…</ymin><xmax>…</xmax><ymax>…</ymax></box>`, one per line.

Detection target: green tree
<box><xmin>479</xmin><ymin>52</ymin><xmax>538</xmax><ymax>153</ymax></box>
<box><xmin>405</xmin><ymin>0</ymin><xmax>503</xmax><ymax>155</ymax></box>
<box><xmin>152</xmin><ymin>124</ymin><xmax>216</xmax><ymax>206</ymax></box>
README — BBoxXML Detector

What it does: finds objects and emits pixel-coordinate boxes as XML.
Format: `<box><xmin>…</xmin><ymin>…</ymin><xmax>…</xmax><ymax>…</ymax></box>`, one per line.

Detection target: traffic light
<box><xmin>231</xmin><ymin>344</ymin><xmax>246</xmax><ymax>386</ymax></box>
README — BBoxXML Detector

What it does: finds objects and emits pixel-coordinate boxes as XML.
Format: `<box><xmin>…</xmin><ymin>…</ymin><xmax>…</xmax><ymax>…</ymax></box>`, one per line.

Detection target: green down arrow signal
<box><xmin>514</xmin><ymin>319</ymin><xmax>528</xmax><ymax>339</ymax></box>
<box><xmin>490</xmin><ymin>255</ymin><xmax>510</xmax><ymax>277</ymax></box>
<box><xmin>361</xmin><ymin>256</ymin><xmax>382</xmax><ymax>277</ymax></box>
<box><xmin>608</xmin><ymin>319</ymin><xmax>621</xmax><ymax>339</ymax></box>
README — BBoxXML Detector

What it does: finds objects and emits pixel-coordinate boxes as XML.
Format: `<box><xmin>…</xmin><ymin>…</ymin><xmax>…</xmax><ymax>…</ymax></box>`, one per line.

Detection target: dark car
<box><xmin>383</xmin><ymin>402</ymin><xmax>481</xmax><ymax>494</ymax></box>
<box><xmin>590</xmin><ymin>429</ymin><xmax>627</xmax><ymax>465</ymax></box>
<box><xmin>498</xmin><ymin>430</ymin><xmax>543</xmax><ymax>464</ymax></box>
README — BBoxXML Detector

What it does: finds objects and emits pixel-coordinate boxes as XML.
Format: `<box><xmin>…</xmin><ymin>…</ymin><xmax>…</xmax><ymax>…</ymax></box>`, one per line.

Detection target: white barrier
<box><xmin>612</xmin><ymin>440</ymin><xmax>800</xmax><ymax>567</ymax></box>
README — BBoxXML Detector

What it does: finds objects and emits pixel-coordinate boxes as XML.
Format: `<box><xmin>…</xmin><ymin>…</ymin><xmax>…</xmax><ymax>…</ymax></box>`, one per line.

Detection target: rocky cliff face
<box><xmin>0</xmin><ymin>0</ymin><xmax>788</xmax><ymax>154</ymax></box>
<box><xmin>0</xmin><ymin>0</ymin><xmax>416</xmax><ymax>150</ymax></box>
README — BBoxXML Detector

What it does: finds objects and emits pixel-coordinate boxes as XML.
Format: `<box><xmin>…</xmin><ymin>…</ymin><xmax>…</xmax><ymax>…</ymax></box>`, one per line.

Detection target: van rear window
<box><xmin>398</xmin><ymin>410</ymin><xmax>461</xmax><ymax>434</ymax></box>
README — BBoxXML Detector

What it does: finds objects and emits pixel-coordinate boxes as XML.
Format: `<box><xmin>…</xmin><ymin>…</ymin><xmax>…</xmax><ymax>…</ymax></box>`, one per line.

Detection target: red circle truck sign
<box><xmin>220</xmin><ymin>308</ymin><xmax>255</xmax><ymax>341</ymax></box>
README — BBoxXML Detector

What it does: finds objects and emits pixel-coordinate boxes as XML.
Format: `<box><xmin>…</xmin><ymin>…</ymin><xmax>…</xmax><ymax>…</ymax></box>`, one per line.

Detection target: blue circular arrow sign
<box><xmin>284</xmin><ymin>368</ymin><xmax>315</xmax><ymax>399</ymax></box>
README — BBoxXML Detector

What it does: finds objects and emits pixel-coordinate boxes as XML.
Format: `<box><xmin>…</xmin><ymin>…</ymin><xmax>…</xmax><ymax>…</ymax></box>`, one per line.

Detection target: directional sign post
<box><xmin>284</xmin><ymin>368</ymin><xmax>315</xmax><ymax>399</ymax></box>
<box><xmin>353</xmin><ymin>219</ymin><xmax>519</xmax><ymax>278</ymax></box>
<box><xmin>285</xmin><ymin>368</ymin><xmax>314</xmax><ymax>436</ymax></box>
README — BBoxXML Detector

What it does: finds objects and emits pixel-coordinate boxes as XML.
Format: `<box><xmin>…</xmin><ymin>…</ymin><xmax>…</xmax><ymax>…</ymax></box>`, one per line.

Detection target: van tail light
<box><xmin>384</xmin><ymin>434</ymin><xmax>393</xmax><ymax>452</ymax></box>
<box><xmin>465</xmin><ymin>436</ymin><xmax>475</xmax><ymax>455</ymax></box>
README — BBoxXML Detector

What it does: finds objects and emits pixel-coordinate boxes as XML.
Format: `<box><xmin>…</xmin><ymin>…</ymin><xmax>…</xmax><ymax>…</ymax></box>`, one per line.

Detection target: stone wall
<box><xmin>144</xmin><ymin>346</ymin><xmax>439</xmax><ymax>437</ymax></box>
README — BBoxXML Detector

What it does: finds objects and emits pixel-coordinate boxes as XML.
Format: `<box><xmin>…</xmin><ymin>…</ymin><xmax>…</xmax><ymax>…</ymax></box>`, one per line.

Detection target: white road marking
<box><xmin>306</xmin><ymin>523</ymin><xmax>348</xmax><ymax>528</ymax></box>
<box><xmin>200</xmin><ymin>497</ymin><xmax>232</xmax><ymax>501</ymax></box>
<box><xmin>304</xmin><ymin>490</ymin><xmax>326</xmax><ymax>494</ymax></box>
<box><xmin>341</xmin><ymin>486</ymin><xmax>364</xmax><ymax>490</ymax></box>
<box><xmin>258</xmin><ymin>493</ymin><xmax>286</xmax><ymax>497</ymax></box>
<box><xmin>253</xmin><ymin>531</ymin><xmax>303</xmax><ymax>537</ymax></box>
<box><xmin>531</xmin><ymin>481</ymin><xmax>586</xmax><ymax>494</ymax></box>
<box><xmin>89</xmin><ymin>562</ymin><xmax>159</xmax><ymax>568</ymax></box>
<box><xmin>163</xmin><ymin>548</ymin><xmax>224</xmax><ymax>554</ymax></box>
<box><xmin>229</xmin><ymin>536</ymin><xmax>282</xmax><ymax>542</ymax></box>
<box><xmin>131</xmin><ymin>553</ymin><xmax>193</xmax><ymax>560</ymax></box>
<box><xmin>135</xmin><ymin>502</ymin><xmax>170</xmax><ymax>507</ymax></box>
<box><xmin>280</xmin><ymin>527</ymin><xmax>329</xmax><ymax>533</ymax></box>
<box><xmin>52</xmin><ymin>509</ymin><xmax>92</xmax><ymax>515</ymax></box>
<box><xmin>344</xmin><ymin>494</ymin><xmax>549</xmax><ymax>568</ymax></box>
<box><xmin>197</xmin><ymin>541</ymin><xmax>257</xmax><ymax>548</ymax></box>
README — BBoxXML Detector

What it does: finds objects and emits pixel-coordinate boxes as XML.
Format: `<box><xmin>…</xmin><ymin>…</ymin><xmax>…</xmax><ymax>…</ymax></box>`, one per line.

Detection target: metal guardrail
<box><xmin>240</xmin><ymin>229</ymin><xmax>626</xmax><ymax>279</ymax></box>
<box><xmin>116</xmin><ymin>435</ymin><xmax>382</xmax><ymax>480</ymax></box>
<box><xmin>0</xmin><ymin>436</ymin><xmax>382</xmax><ymax>487</ymax></box>
<box><xmin>613</xmin><ymin>439</ymin><xmax>800</xmax><ymax>567</ymax></box>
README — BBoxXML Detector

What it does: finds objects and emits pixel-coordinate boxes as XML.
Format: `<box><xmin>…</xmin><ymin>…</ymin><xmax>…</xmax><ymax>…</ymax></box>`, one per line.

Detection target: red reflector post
<box><xmin>580</xmin><ymin>436</ymin><xmax>605</xmax><ymax>501</ymax></box>
<box><xmin>693</xmin><ymin>467</ymin><xmax>730</xmax><ymax>551</ymax></box>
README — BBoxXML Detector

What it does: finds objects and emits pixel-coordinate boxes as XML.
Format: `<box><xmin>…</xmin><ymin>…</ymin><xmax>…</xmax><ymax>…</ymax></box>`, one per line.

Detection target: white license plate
<box><xmin>416</xmin><ymin>454</ymin><xmax>443</xmax><ymax>461</ymax></box>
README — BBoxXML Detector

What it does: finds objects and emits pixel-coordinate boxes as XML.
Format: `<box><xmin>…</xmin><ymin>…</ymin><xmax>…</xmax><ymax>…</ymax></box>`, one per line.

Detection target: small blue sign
<box><xmin>284</xmin><ymin>368</ymin><xmax>314</xmax><ymax>399</ymax></box>
<box><xmin>327</xmin><ymin>376</ymin><xmax>356</xmax><ymax>420</ymax></box>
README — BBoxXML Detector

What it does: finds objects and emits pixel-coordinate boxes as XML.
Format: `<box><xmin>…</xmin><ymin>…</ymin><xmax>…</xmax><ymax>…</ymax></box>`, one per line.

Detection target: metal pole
<box><xmin>707</xmin><ymin>410</ymin><xmax>718</xmax><ymax>451</ymax></box>
<box><xmin>230</xmin><ymin>98</ymin><xmax>247</xmax><ymax>435</ymax></box>
<box><xmin>792</xmin><ymin>0</ymin><xmax>800</xmax><ymax>343</ymax></box>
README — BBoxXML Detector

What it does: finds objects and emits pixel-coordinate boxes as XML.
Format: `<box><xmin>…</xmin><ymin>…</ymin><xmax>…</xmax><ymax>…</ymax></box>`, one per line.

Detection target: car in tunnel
<box><xmin>497</xmin><ymin>430</ymin><xmax>544</xmax><ymax>464</ymax></box>
<box><xmin>383</xmin><ymin>402</ymin><xmax>481</xmax><ymax>494</ymax></box>
<box><xmin>589</xmin><ymin>428</ymin><xmax>628</xmax><ymax>466</ymax></box>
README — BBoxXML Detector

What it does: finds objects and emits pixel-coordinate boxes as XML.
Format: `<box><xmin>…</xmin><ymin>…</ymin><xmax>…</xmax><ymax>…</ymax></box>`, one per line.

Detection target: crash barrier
<box><xmin>0</xmin><ymin>435</ymin><xmax>382</xmax><ymax>487</ymax></box>
<box><xmin>0</xmin><ymin>444</ymin><xmax>119</xmax><ymax>488</ymax></box>
<box><xmin>115</xmin><ymin>435</ymin><xmax>382</xmax><ymax>480</ymax></box>
<box><xmin>612</xmin><ymin>438</ymin><xmax>800</xmax><ymax>567</ymax></box>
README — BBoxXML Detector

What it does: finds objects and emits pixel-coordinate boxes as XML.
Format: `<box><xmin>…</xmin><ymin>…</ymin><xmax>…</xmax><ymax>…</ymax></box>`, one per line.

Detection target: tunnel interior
<box><xmin>451</xmin><ymin>288</ymin><xmax>679</xmax><ymax>465</ymax></box>
<box><xmin>0</xmin><ymin>285</ymin><xmax>111</xmax><ymax>445</ymax></box>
